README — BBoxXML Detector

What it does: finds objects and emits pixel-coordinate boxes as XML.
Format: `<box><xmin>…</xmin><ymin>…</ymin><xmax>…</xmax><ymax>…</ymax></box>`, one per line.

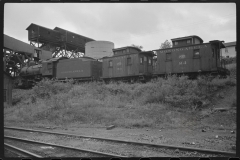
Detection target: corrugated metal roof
<box><xmin>53</xmin><ymin>27</ymin><xmax>95</xmax><ymax>41</ymax></box>
<box><xmin>26</xmin><ymin>23</ymin><xmax>59</xmax><ymax>33</ymax></box>
<box><xmin>102</xmin><ymin>51</ymin><xmax>154</xmax><ymax>59</ymax></box>
<box><xmin>4</xmin><ymin>34</ymin><xmax>52</xmax><ymax>56</ymax></box>
<box><xmin>224</xmin><ymin>41</ymin><xmax>236</xmax><ymax>47</ymax></box>
<box><xmin>45</xmin><ymin>57</ymin><xmax>69</xmax><ymax>62</ymax></box>
<box><xmin>4</xmin><ymin>34</ymin><xmax>35</xmax><ymax>54</ymax></box>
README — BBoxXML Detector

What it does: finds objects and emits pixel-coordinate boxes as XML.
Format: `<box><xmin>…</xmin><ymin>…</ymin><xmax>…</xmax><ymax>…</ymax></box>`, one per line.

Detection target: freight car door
<box><xmin>193</xmin><ymin>49</ymin><xmax>201</xmax><ymax>71</ymax></box>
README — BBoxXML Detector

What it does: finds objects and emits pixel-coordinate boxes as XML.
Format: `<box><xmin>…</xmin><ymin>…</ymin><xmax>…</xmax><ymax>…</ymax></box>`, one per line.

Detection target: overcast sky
<box><xmin>4</xmin><ymin>3</ymin><xmax>236</xmax><ymax>51</ymax></box>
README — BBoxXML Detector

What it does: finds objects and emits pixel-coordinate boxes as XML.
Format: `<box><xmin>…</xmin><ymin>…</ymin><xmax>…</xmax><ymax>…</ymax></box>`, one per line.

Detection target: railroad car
<box><xmin>41</xmin><ymin>57</ymin><xmax>69</xmax><ymax>78</ymax></box>
<box><xmin>56</xmin><ymin>57</ymin><xmax>102</xmax><ymax>81</ymax></box>
<box><xmin>102</xmin><ymin>46</ymin><xmax>155</xmax><ymax>82</ymax></box>
<box><xmin>153</xmin><ymin>35</ymin><xmax>230</xmax><ymax>78</ymax></box>
<box><xmin>19</xmin><ymin>57</ymin><xmax>102</xmax><ymax>88</ymax></box>
<box><xmin>17</xmin><ymin>34</ymin><xmax>231</xmax><ymax>88</ymax></box>
<box><xmin>19</xmin><ymin>57</ymin><xmax>66</xmax><ymax>87</ymax></box>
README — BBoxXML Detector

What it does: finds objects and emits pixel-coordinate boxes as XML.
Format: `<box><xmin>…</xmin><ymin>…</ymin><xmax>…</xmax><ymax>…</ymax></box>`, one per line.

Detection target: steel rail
<box><xmin>4</xmin><ymin>135</ymin><xmax>128</xmax><ymax>158</ymax></box>
<box><xmin>4</xmin><ymin>143</ymin><xmax>43</xmax><ymax>158</ymax></box>
<box><xmin>5</xmin><ymin>126</ymin><xmax>236</xmax><ymax>156</ymax></box>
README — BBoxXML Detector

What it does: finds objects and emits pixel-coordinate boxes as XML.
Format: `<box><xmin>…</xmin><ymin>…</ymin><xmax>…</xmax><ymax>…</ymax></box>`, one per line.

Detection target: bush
<box><xmin>6</xmin><ymin>72</ymin><xmax>236</xmax><ymax>128</ymax></box>
<box><xmin>51</xmin><ymin>93</ymin><xmax>70</xmax><ymax>109</ymax></box>
<box><xmin>12</xmin><ymin>89</ymin><xmax>33</xmax><ymax>106</ymax></box>
<box><xmin>33</xmin><ymin>79</ymin><xmax>74</xmax><ymax>99</ymax></box>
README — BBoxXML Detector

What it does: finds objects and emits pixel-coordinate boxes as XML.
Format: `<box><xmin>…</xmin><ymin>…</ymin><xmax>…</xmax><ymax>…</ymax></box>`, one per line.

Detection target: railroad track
<box><xmin>4</xmin><ymin>135</ymin><xmax>127</xmax><ymax>157</ymax></box>
<box><xmin>5</xmin><ymin>126</ymin><xmax>236</xmax><ymax>157</ymax></box>
<box><xmin>4</xmin><ymin>143</ymin><xmax>42</xmax><ymax>158</ymax></box>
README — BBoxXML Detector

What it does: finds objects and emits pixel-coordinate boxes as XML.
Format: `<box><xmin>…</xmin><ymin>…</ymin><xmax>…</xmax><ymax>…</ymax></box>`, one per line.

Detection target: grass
<box><xmin>5</xmin><ymin>67</ymin><xmax>236</xmax><ymax>129</ymax></box>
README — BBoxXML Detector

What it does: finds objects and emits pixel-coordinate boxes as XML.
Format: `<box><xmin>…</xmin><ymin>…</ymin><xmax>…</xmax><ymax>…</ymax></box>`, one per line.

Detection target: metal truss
<box><xmin>30</xmin><ymin>40</ymin><xmax>84</xmax><ymax>58</ymax></box>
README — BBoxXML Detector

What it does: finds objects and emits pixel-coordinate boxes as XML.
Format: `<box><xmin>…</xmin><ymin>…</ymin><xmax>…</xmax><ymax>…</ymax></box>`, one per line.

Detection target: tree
<box><xmin>131</xmin><ymin>44</ymin><xmax>143</xmax><ymax>50</ymax></box>
<box><xmin>160</xmin><ymin>40</ymin><xmax>172</xmax><ymax>49</ymax></box>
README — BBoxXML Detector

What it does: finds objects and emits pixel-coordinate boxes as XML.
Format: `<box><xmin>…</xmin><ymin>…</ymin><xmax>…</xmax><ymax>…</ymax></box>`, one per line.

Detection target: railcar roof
<box><xmin>171</xmin><ymin>35</ymin><xmax>203</xmax><ymax>43</ymax></box>
<box><xmin>45</xmin><ymin>57</ymin><xmax>69</xmax><ymax>62</ymax></box>
<box><xmin>80</xmin><ymin>56</ymin><xmax>96</xmax><ymax>60</ymax></box>
<box><xmin>113</xmin><ymin>46</ymin><xmax>142</xmax><ymax>52</ymax></box>
<box><xmin>209</xmin><ymin>40</ymin><xmax>225</xmax><ymax>48</ymax></box>
<box><xmin>152</xmin><ymin>42</ymin><xmax>213</xmax><ymax>51</ymax></box>
<box><xmin>224</xmin><ymin>41</ymin><xmax>236</xmax><ymax>47</ymax></box>
<box><xmin>102</xmin><ymin>51</ymin><xmax>154</xmax><ymax>59</ymax></box>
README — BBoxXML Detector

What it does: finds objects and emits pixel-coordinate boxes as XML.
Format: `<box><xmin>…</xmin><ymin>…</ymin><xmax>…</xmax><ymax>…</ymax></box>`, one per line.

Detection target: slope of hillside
<box><xmin>4</xmin><ymin>65</ymin><xmax>236</xmax><ymax>152</ymax></box>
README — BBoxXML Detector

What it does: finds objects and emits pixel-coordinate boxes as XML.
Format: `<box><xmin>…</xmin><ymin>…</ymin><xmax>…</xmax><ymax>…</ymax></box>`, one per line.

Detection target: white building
<box><xmin>221</xmin><ymin>41</ymin><xmax>236</xmax><ymax>58</ymax></box>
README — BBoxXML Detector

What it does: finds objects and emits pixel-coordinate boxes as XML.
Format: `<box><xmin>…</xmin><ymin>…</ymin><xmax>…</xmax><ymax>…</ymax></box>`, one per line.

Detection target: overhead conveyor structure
<box><xmin>26</xmin><ymin>23</ymin><xmax>95</xmax><ymax>58</ymax></box>
<box><xmin>3</xmin><ymin>34</ymin><xmax>52</xmax><ymax>77</ymax></box>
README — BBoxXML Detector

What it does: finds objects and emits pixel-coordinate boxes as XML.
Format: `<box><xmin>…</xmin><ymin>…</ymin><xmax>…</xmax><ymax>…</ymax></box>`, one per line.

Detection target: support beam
<box><xmin>15</xmin><ymin>54</ymin><xmax>24</xmax><ymax>66</ymax></box>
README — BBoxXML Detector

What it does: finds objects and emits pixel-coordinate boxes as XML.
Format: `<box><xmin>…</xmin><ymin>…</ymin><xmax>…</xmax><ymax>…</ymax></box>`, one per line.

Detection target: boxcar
<box><xmin>102</xmin><ymin>46</ymin><xmax>155</xmax><ymax>82</ymax></box>
<box><xmin>153</xmin><ymin>36</ymin><xmax>229</xmax><ymax>77</ymax></box>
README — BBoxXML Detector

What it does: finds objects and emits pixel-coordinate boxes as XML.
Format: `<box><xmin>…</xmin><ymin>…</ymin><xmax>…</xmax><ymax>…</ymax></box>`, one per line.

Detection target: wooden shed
<box><xmin>4</xmin><ymin>72</ymin><xmax>13</xmax><ymax>106</ymax></box>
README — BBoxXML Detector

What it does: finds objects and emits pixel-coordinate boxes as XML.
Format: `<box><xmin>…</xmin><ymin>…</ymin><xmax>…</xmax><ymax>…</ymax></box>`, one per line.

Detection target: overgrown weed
<box><xmin>6</xmin><ymin>70</ymin><xmax>236</xmax><ymax>128</ymax></box>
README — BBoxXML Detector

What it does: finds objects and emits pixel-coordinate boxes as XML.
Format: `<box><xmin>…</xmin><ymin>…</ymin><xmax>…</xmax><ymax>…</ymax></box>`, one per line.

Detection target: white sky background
<box><xmin>4</xmin><ymin>3</ymin><xmax>236</xmax><ymax>51</ymax></box>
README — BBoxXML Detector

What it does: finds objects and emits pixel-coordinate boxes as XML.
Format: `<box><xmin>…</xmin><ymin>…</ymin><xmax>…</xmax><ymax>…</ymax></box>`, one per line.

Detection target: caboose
<box><xmin>102</xmin><ymin>46</ymin><xmax>155</xmax><ymax>82</ymax></box>
<box><xmin>153</xmin><ymin>35</ymin><xmax>230</xmax><ymax>78</ymax></box>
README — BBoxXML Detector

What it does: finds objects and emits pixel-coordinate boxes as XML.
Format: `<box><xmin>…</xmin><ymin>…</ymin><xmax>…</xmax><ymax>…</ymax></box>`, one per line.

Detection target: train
<box><xmin>18</xmin><ymin>35</ymin><xmax>230</xmax><ymax>88</ymax></box>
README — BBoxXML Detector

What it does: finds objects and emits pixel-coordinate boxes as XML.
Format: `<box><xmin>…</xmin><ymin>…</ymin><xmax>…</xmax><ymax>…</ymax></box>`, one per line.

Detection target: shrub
<box><xmin>51</xmin><ymin>93</ymin><xmax>70</xmax><ymax>109</ymax></box>
<box><xmin>12</xmin><ymin>89</ymin><xmax>33</xmax><ymax>106</ymax></box>
<box><xmin>33</xmin><ymin>79</ymin><xmax>73</xmax><ymax>99</ymax></box>
<box><xmin>6</xmin><ymin>71</ymin><xmax>236</xmax><ymax>128</ymax></box>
